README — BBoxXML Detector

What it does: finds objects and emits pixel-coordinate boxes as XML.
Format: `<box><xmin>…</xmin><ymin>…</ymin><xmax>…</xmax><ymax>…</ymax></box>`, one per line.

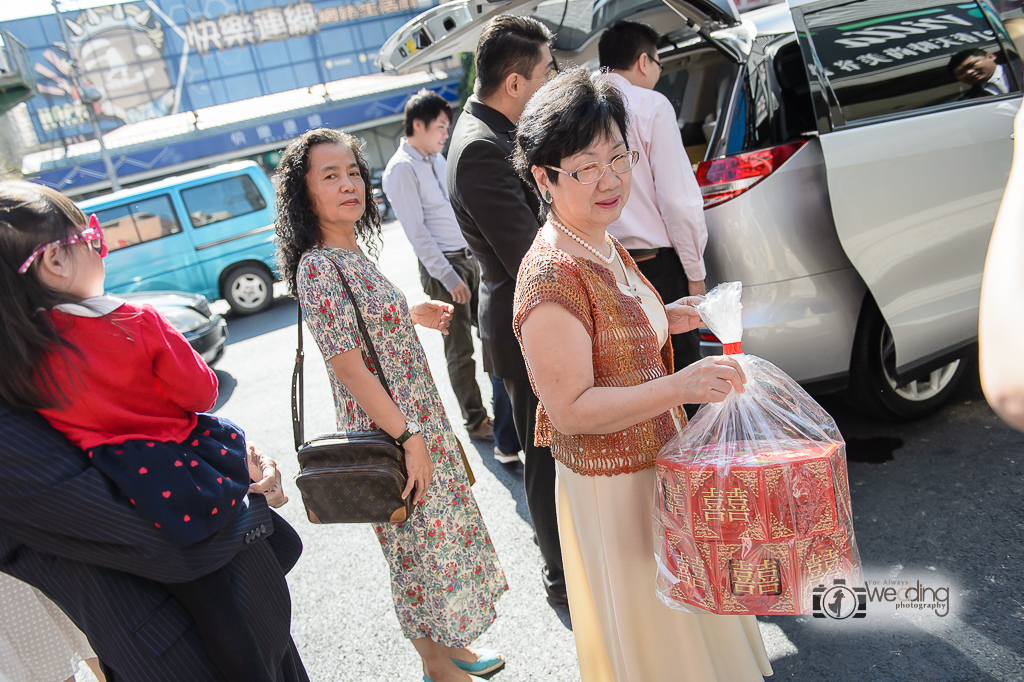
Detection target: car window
<box><xmin>94</xmin><ymin>194</ymin><xmax>182</xmax><ymax>252</ymax></box>
<box><xmin>800</xmin><ymin>0</ymin><xmax>1020</xmax><ymax>124</ymax></box>
<box><xmin>724</xmin><ymin>38</ymin><xmax>817</xmax><ymax>154</ymax></box>
<box><xmin>180</xmin><ymin>175</ymin><xmax>268</xmax><ymax>228</ymax></box>
<box><xmin>655</xmin><ymin>47</ymin><xmax>737</xmax><ymax>163</ymax></box>
<box><xmin>526</xmin><ymin>0</ymin><xmax>664</xmax><ymax>51</ymax></box>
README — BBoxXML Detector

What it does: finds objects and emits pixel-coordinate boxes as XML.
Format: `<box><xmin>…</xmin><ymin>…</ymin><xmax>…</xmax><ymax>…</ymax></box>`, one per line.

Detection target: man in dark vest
<box><xmin>446</xmin><ymin>15</ymin><xmax>567</xmax><ymax>607</ymax></box>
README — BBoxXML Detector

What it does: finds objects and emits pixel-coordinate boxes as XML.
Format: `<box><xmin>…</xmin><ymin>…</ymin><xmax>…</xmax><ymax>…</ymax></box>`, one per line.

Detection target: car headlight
<box><xmin>161</xmin><ymin>308</ymin><xmax>210</xmax><ymax>334</ymax></box>
<box><xmin>191</xmin><ymin>295</ymin><xmax>212</xmax><ymax>317</ymax></box>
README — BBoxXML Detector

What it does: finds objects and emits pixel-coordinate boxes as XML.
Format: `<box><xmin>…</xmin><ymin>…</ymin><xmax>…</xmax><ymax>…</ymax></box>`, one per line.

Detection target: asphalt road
<box><xmin>205</xmin><ymin>220</ymin><xmax>1024</xmax><ymax>682</ymax></box>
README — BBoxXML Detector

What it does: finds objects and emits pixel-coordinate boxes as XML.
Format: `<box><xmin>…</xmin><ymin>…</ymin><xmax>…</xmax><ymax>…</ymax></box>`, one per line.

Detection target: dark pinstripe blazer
<box><xmin>0</xmin><ymin>405</ymin><xmax>309</xmax><ymax>682</ymax></box>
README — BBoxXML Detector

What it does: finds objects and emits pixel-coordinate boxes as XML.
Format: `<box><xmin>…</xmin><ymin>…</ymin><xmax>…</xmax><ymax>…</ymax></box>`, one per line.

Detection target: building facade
<box><xmin>1</xmin><ymin>0</ymin><xmax>455</xmax><ymax>195</ymax></box>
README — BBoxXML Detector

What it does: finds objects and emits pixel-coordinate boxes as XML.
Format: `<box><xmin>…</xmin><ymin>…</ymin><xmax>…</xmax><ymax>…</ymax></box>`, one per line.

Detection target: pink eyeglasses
<box><xmin>18</xmin><ymin>214</ymin><xmax>108</xmax><ymax>274</ymax></box>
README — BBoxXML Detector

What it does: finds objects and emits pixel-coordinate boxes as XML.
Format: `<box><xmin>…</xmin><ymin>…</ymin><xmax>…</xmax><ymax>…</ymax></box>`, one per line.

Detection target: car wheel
<box><xmin>223</xmin><ymin>265</ymin><xmax>273</xmax><ymax>315</ymax></box>
<box><xmin>845</xmin><ymin>299</ymin><xmax>967</xmax><ymax>420</ymax></box>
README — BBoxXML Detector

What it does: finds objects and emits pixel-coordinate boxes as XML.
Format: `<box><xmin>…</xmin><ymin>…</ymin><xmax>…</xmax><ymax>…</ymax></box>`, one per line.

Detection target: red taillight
<box><xmin>695</xmin><ymin>139</ymin><xmax>807</xmax><ymax>209</ymax></box>
<box><xmin>700</xmin><ymin>331</ymin><xmax>720</xmax><ymax>343</ymax></box>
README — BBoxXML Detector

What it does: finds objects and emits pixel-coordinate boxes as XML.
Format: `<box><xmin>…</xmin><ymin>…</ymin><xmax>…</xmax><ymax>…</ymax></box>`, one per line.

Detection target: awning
<box><xmin>26</xmin><ymin>69</ymin><xmax>460</xmax><ymax>194</ymax></box>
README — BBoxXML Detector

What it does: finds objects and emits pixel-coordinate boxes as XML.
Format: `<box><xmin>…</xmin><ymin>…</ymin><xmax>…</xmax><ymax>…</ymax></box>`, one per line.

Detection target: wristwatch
<box><xmin>395</xmin><ymin>420</ymin><xmax>422</xmax><ymax>446</ymax></box>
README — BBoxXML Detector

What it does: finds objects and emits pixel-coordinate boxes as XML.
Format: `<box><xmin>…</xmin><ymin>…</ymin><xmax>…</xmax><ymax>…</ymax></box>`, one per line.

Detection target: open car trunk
<box><xmin>377</xmin><ymin>0</ymin><xmax>744</xmax><ymax>73</ymax></box>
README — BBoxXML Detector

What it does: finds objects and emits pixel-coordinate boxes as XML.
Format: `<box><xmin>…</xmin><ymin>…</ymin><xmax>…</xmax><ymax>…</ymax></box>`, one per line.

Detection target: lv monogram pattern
<box><xmin>296</xmin><ymin>438</ymin><xmax>409</xmax><ymax>523</ymax></box>
<box><xmin>297</xmin><ymin>246</ymin><xmax>507</xmax><ymax>645</ymax></box>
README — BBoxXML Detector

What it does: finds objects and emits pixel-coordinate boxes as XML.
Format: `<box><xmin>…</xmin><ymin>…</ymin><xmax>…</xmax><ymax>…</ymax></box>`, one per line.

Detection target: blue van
<box><xmin>78</xmin><ymin>161</ymin><xmax>278</xmax><ymax>315</ymax></box>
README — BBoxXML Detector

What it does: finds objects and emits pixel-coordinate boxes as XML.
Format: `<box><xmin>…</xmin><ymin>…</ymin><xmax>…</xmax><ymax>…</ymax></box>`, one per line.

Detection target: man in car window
<box><xmin>382</xmin><ymin>89</ymin><xmax>494</xmax><ymax>443</ymax></box>
<box><xmin>599</xmin><ymin>21</ymin><xmax>708</xmax><ymax>380</ymax></box>
<box><xmin>446</xmin><ymin>15</ymin><xmax>567</xmax><ymax>609</ymax></box>
<box><xmin>948</xmin><ymin>48</ymin><xmax>1013</xmax><ymax>99</ymax></box>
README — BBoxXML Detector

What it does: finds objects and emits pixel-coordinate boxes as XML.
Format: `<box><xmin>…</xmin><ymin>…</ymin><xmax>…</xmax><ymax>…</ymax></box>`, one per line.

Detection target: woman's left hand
<box><xmin>247</xmin><ymin>443</ymin><xmax>289</xmax><ymax>508</ymax></box>
<box><xmin>410</xmin><ymin>300</ymin><xmax>454</xmax><ymax>334</ymax></box>
<box><xmin>666</xmin><ymin>296</ymin><xmax>705</xmax><ymax>334</ymax></box>
<box><xmin>401</xmin><ymin>435</ymin><xmax>434</xmax><ymax>505</ymax></box>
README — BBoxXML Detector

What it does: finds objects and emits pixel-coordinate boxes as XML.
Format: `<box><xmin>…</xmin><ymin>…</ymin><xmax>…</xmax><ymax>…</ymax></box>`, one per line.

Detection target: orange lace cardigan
<box><xmin>513</xmin><ymin>233</ymin><xmax>684</xmax><ymax>476</ymax></box>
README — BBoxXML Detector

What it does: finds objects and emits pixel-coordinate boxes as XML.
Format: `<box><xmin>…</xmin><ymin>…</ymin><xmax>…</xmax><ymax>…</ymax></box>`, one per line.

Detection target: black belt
<box><xmin>443</xmin><ymin>247</ymin><xmax>474</xmax><ymax>259</ymax></box>
<box><xmin>627</xmin><ymin>247</ymin><xmax>671</xmax><ymax>260</ymax></box>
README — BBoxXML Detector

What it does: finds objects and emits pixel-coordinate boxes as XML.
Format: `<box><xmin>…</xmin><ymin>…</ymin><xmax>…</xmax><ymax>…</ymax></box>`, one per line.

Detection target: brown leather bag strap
<box><xmin>292</xmin><ymin>303</ymin><xmax>305</xmax><ymax>451</ymax></box>
<box><xmin>328</xmin><ymin>259</ymin><xmax>395</xmax><ymax>400</ymax></box>
<box><xmin>292</xmin><ymin>255</ymin><xmax>395</xmax><ymax>451</ymax></box>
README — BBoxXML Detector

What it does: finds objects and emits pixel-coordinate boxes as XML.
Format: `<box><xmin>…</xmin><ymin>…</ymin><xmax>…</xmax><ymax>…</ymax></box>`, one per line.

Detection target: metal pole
<box><xmin>51</xmin><ymin>0</ymin><xmax>121</xmax><ymax>191</ymax></box>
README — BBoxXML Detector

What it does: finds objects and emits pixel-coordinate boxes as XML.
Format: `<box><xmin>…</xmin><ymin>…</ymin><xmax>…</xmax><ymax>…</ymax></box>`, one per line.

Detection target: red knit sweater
<box><xmin>36</xmin><ymin>302</ymin><xmax>218</xmax><ymax>449</ymax></box>
<box><xmin>513</xmin><ymin>234</ymin><xmax>684</xmax><ymax>476</ymax></box>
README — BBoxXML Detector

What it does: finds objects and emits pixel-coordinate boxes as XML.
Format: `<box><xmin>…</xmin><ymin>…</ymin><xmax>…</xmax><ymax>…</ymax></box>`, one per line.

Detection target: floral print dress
<box><xmin>297</xmin><ymin>245</ymin><xmax>507</xmax><ymax>646</ymax></box>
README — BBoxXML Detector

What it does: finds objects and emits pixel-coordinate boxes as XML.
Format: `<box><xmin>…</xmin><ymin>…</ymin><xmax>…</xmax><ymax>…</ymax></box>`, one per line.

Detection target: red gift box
<box><xmin>764</xmin><ymin>447</ymin><xmax>840</xmax><ymax>541</ymax></box>
<box><xmin>716</xmin><ymin>540</ymin><xmax>799</xmax><ymax>615</ymax></box>
<box><xmin>657</xmin><ymin>440</ymin><xmax>853</xmax><ymax>615</ymax></box>
<box><xmin>795</xmin><ymin>526</ymin><xmax>858</xmax><ymax>612</ymax></box>
<box><xmin>689</xmin><ymin>465</ymin><xmax>769</xmax><ymax>541</ymax></box>
<box><xmin>664</xmin><ymin>531</ymin><xmax>718</xmax><ymax>612</ymax></box>
<box><xmin>656</xmin><ymin>463</ymin><xmax>692</xmax><ymax>537</ymax></box>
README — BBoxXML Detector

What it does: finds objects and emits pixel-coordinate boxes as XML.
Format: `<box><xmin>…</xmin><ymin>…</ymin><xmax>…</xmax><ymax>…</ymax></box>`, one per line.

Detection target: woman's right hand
<box><xmin>401</xmin><ymin>435</ymin><xmax>434</xmax><ymax>505</ymax></box>
<box><xmin>674</xmin><ymin>356</ymin><xmax>747</xmax><ymax>403</ymax></box>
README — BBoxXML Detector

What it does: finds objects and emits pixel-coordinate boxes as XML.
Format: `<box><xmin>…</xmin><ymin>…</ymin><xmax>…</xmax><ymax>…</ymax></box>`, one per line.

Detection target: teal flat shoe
<box><xmin>423</xmin><ymin>676</ymin><xmax>489</xmax><ymax>682</ymax></box>
<box><xmin>450</xmin><ymin>649</ymin><xmax>505</xmax><ymax>676</ymax></box>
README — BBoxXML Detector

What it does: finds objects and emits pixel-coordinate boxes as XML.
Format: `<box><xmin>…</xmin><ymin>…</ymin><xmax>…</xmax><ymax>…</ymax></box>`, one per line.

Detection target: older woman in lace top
<box><xmin>511</xmin><ymin>67</ymin><xmax>773</xmax><ymax>682</ymax></box>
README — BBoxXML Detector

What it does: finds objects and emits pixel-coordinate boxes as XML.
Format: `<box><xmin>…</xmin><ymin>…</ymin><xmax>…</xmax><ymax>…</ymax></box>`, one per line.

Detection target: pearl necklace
<box><xmin>550</xmin><ymin>216</ymin><xmax>615</xmax><ymax>265</ymax></box>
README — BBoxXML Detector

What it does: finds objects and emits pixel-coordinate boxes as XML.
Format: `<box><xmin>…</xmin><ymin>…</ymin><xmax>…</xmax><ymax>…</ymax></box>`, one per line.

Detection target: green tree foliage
<box><xmin>457</xmin><ymin>52</ymin><xmax>476</xmax><ymax>106</ymax></box>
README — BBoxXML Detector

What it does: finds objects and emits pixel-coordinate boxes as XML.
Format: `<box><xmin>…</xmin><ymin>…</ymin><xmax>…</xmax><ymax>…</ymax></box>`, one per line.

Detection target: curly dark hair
<box><xmin>274</xmin><ymin>128</ymin><xmax>381</xmax><ymax>297</ymax></box>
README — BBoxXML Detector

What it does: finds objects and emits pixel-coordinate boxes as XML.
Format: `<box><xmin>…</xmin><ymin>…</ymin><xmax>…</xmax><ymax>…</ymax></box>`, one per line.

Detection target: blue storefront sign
<box><xmin>1</xmin><ymin>0</ymin><xmax>437</xmax><ymax>146</ymax></box>
<box><xmin>30</xmin><ymin>73</ymin><xmax>460</xmax><ymax>190</ymax></box>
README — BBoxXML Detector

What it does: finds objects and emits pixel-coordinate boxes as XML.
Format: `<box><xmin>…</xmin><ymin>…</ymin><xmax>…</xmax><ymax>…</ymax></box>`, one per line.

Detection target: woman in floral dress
<box><xmin>275</xmin><ymin>128</ymin><xmax>507</xmax><ymax>682</ymax></box>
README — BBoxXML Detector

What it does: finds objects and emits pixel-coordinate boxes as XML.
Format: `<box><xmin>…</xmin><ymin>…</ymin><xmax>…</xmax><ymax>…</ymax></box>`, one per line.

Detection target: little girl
<box><xmin>0</xmin><ymin>180</ymin><xmax>274</xmax><ymax>682</ymax></box>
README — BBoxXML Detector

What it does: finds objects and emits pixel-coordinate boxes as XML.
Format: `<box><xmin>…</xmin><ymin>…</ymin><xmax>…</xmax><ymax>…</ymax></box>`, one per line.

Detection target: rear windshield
<box><xmin>723</xmin><ymin>38</ymin><xmax>816</xmax><ymax>154</ymax></box>
<box><xmin>180</xmin><ymin>175</ymin><xmax>268</xmax><ymax>228</ymax></box>
<box><xmin>532</xmin><ymin>0</ymin><xmax>663</xmax><ymax>51</ymax></box>
<box><xmin>655</xmin><ymin>46</ymin><xmax>738</xmax><ymax>163</ymax></box>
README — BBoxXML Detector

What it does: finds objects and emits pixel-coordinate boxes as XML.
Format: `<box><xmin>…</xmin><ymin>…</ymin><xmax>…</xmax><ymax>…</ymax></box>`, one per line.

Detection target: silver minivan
<box><xmin>379</xmin><ymin>0</ymin><xmax>1021</xmax><ymax>420</ymax></box>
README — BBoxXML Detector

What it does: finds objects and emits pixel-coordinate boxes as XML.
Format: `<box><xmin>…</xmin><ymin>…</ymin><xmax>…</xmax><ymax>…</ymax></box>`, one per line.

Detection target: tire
<box><xmin>223</xmin><ymin>265</ymin><xmax>273</xmax><ymax>315</ymax></box>
<box><xmin>844</xmin><ymin>298</ymin><xmax>967</xmax><ymax>421</ymax></box>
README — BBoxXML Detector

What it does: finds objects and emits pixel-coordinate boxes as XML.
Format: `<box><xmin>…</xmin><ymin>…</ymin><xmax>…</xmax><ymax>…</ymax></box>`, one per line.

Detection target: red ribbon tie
<box><xmin>723</xmin><ymin>342</ymin><xmax>743</xmax><ymax>355</ymax></box>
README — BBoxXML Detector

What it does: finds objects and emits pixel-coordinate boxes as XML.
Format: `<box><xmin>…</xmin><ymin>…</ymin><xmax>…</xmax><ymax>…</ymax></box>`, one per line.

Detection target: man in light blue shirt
<box><xmin>383</xmin><ymin>90</ymin><xmax>498</xmax><ymax>442</ymax></box>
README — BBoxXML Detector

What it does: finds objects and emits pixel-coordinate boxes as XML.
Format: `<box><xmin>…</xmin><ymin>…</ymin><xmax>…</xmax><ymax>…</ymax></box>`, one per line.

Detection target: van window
<box><xmin>801</xmin><ymin>0</ymin><xmax>1020</xmax><ymax>124</ymax></box>
<box><xmin>180</xmin><ymin>175</ymin><xmax>268</xmax><ymax>228</ymax></box>
<box><xmin>723</xmin><ymin>39</ymin><xmax>816</xmax><ymax>155</ymax></box>
<box><xmin>655</xmin><ymin>47</ymin><xmax>736</xmax><ymax>164</ymax></box>
<box><xmin>95</xmin><ymin>195</ymin><xmax>182</xmax><ymax>252</ymax></box>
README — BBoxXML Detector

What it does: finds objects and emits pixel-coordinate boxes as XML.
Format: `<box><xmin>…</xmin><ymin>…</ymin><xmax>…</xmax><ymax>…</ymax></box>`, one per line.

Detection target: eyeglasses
<box><xmin>649</xmin><ymin>53</ymin><xmax>663</xmax><ymax>73</ymax></box>
<box><xmin>527</xmin><ymin>63</ymin><xmax>560</xmax><ymax>82</ymax></box>
<box><xmin>545</xmin><ymin>150</ymin><xmax>639</xmax><ymax>185</ymax></box>
<box><xmin>18</xmin><ymin>214</ymin><xmax>108</xmax><ymax>274</ymax></box>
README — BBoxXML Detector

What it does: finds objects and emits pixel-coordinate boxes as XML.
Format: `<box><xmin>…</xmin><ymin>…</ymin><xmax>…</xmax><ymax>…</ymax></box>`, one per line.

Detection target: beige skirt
<box><xmin>556</xmin><ymin>461</ymin><xmax>774</xmax><ymax>682</ymax></box>
<box><xmin>0</xmin><ymin>572</ymin><xmax>96</xmax><ymax>682</ymax></box>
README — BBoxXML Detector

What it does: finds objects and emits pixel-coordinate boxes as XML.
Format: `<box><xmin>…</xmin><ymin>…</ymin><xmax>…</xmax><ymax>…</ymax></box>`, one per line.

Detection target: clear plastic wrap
<box><xmin>654</xmin><ymin>282</ymin><xmax>862</xmax><ymax>615</ymax></box>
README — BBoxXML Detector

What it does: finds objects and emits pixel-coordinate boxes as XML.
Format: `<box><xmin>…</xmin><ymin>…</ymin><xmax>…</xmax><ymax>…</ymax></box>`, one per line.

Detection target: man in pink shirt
<box><xmin>600</xmin><ymin>20</ymin><xmax>708</xmax><ymax>377</ymax></box>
